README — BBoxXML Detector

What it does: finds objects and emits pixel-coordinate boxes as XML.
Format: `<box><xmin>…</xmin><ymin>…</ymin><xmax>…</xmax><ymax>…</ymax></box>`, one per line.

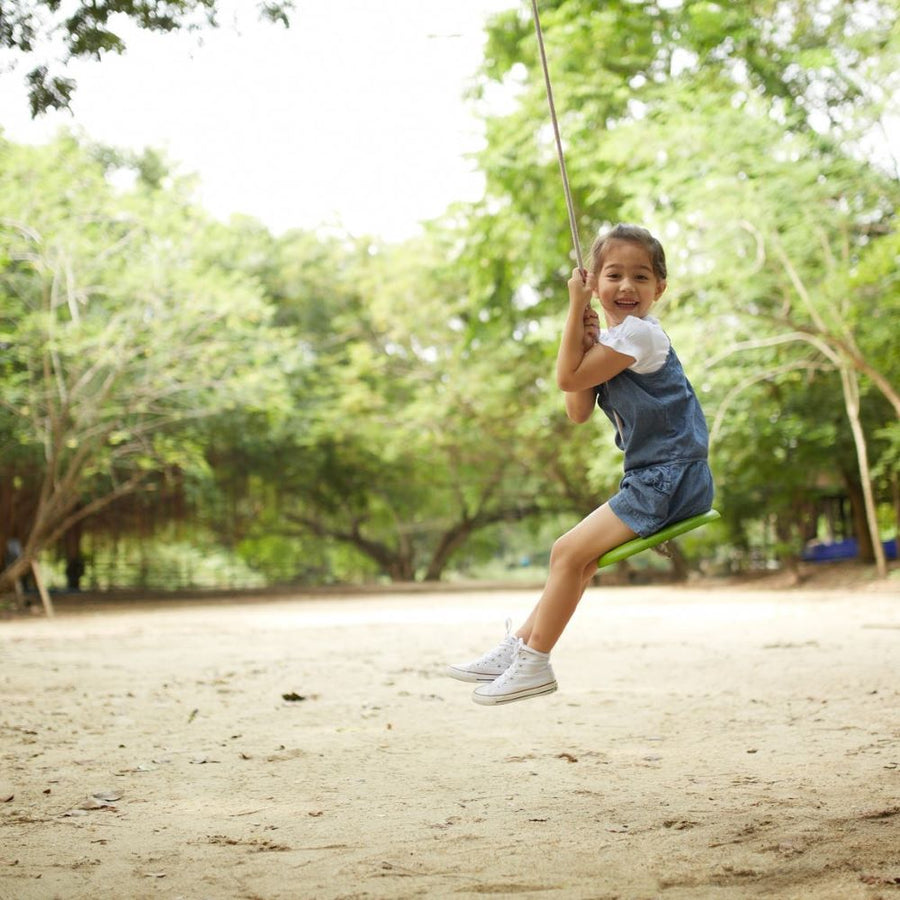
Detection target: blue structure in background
<box><xmin>802</xmin><ymin>537</ymin><xmax>898</xmax><ymax>562</ymax></box>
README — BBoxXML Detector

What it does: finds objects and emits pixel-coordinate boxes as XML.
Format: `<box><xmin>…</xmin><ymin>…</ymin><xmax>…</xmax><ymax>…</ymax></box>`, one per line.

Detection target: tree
<box><xmin>221</xmin><ymin>225</ymin><xmax>578</xmax><ymax>583</ymax></box>
<box><xmin>473</xmin><ymin>0</ymin><xmax>900</xmax><ymax>572</ymax></box>
<box><xmin>647</xmin><ymin>96</ymin><xmax>898</xmax><ymax>574</ymax></box>
<box><xmin>0</xmin><ymin>134</ymin><xmax>299</xmax><ymax>593</ymax></box>
<box><xmin>1</xmin><ymin>0</ymin><xmax>292</xmax><ymax>115</ymax></box>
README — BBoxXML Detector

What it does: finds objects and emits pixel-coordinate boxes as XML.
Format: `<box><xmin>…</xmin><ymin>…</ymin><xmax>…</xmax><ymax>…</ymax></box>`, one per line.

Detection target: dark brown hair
<box><xmin>589</xmin><ymin>224</ymin><xmax>667</xmax><ymax>281</ymax></box>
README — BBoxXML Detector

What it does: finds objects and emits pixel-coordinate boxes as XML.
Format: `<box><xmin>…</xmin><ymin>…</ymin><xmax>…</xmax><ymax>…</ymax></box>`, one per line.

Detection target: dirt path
<box><xmin>1</xmin><ymin>582</ymin><xmax>899</xmax><ymax>899</ymax></box>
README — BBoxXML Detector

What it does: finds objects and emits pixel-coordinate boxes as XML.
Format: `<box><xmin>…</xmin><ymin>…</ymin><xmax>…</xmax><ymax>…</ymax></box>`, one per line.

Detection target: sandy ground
<box><xmin>1</xmin><ymin>578</ymin><xmax>899</xmax><ymax>900</ymax></box>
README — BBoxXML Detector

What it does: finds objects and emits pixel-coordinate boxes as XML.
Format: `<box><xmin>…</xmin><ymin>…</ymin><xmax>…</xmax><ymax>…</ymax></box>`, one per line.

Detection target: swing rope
<box><xmin>528</xmin><ymin>0</ymin><xmax>584</xmax><ymax>273</ymax></box>
<box><xmin>528</xmin><ymin>2</ymin><xmax>720</xmax><ymax>568</ymax></box>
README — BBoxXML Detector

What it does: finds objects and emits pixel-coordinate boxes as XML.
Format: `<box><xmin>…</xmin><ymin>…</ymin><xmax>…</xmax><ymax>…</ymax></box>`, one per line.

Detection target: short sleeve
<box><xmin>598</xmin><ymin>315</ymin><xmax>670</xmax><ymax>374</ymax></box>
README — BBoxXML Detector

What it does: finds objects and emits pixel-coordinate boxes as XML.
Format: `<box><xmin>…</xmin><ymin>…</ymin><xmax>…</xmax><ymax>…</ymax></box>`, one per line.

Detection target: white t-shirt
<box><xmin>598</xmin><ymin>315</ymin><xmax>670</xmax><ymax>375</ymax></box>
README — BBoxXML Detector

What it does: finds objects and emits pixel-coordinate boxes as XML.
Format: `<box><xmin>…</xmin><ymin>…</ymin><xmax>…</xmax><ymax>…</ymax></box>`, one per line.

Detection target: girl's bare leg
<box><xmin>516</xmin><ymin>558</ymin><xmax>597</xmax><ymax>643</ymax></box>
<box><xmin>515</xmin><ymin>503</ymin><xmax>635</xmax><ymax>652</ymax></box>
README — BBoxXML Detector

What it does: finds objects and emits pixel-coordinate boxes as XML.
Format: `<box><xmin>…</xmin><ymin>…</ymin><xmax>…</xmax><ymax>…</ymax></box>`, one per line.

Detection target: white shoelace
<box><xmin>472</xmin><ymin>634</ymin><xmax>517</xmax><ymax>667</ymax></box>
<box><xmin>490</xmin><ymin>638</ymin><xmax>527</xmax><ymax>687</ymax></box>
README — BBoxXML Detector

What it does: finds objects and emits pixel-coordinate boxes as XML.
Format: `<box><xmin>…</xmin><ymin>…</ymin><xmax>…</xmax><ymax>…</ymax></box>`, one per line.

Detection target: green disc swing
<box><xmin>527</xmin><ymin>0</ymin><xmax>720</xmax><ymax>570</ymax></box>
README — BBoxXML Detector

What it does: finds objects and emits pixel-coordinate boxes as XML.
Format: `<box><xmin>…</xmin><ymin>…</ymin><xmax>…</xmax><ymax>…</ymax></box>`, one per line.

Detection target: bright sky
<box><xmin>0</xmin><ymin>0</ymin><xmax>519</xmax><ymax>241</ymax></box>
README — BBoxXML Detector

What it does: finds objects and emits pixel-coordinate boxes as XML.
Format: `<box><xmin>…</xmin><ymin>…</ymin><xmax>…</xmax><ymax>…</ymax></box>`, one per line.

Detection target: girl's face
<box><xmin>591</xmin><ymin>240</ymin><xmax>666</xmax><ymax>327</ymax></box>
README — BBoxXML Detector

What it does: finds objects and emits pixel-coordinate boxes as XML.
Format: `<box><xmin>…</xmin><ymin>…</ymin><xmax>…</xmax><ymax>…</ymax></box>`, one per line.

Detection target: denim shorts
<box><xmin>609</xmin><ymin>460</ymin><xmax>714</xmax><ymax>537</ymax></box>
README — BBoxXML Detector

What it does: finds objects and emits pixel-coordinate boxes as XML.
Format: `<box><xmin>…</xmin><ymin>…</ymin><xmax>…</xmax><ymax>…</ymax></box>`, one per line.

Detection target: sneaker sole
<box><xmin>446</xmin><ymin>665</ymin><xmax>501</xmax><ymax>683</ymax></box>
<box><xmin>472</xmin><ymin>680</ymin><xmax>558</xmax><ymax>706</ymax></box>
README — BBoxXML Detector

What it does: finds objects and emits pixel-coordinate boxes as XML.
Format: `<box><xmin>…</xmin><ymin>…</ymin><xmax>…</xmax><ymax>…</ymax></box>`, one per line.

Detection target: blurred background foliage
<box><xmin>1</xmin><ymin>0</ymin><xmax>898</xmax><ymax>593</ymax></box>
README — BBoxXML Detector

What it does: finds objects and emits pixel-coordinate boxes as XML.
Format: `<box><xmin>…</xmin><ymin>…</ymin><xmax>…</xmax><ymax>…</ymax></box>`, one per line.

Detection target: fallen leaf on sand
<box><xmin>860</xmin><ymin>874</ymin><xmax>900</xmax><ymax>886</ymax></box>
<box><xmin>79</xmin><ymin>797</ymin><xmax>114</xmax><ymax>811</ymax></box>
<box><xmin>114</xmin><ymin>764</ymin><xmax>154</xmax><ymax>775</ymax></box>
<box><xmin>60</xmin><ymin>792</ymin><xmax>122</xmax><ymax>816</ymax></box>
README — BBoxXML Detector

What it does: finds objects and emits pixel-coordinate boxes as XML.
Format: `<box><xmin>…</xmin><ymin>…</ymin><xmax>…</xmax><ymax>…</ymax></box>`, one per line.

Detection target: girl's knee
<box><xmin>548</xmin><ymin>535</ymin><xmax>569</xmax><ymax>565</ymax></box>
<box><xmin>549</xmin><ymin>533</ymin><xmax>592</xmax><ymax>571</ymax></box>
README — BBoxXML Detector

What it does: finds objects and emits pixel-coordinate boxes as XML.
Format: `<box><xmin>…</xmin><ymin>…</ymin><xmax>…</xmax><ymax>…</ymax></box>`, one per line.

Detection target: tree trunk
<box><xmin>386</xmin><ymin>557</ymin><xmax>416</xmax><ymax>582</ymax></box>
<box><xmin>839</xmin><ymin>363</ymin><xmax>887</xmax><ymax>576</ymax></box>
<box><xmin>424</xmin><ymin>520</ymin><xmax>476</xmax><ymax>582</ymax></box>
<box><xmin>844</xmin><ymin>476</ymin><xmax>873</xmax><ymax>561</ymax></box>
<box><xmin>666</xmin><ymin>542</ymin><xmax>690</xmax><ymax>582</ymax></box>
<box><xmin>774</xmin><ymin>513</ymin><xmax>801</xmax><ymax>582</ymax></box>
<box><xmin>893</xmin><ymin>474</ymin><xmax>900</xmax><ymax>549</ymax></box>
<box><xmin>423</xmin><ymin>504</ymin><xmax>546</xmax><ymax>582</ymax></box>
<box><xmin>0</xmin><ymin>556</ymin><xmax>33</xmax><ymax>597</ymax></box>
<box><xmin>350</xmin><ymin>534</ymin><xmax>415</xmax><ymax>582</ymax></box>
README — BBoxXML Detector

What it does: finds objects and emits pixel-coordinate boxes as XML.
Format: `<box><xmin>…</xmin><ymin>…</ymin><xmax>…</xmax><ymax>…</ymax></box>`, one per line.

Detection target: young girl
<box><xmin>447</xmin><ymin>224</ymin><xmax>714</xmax><ymax>705</ymax></box>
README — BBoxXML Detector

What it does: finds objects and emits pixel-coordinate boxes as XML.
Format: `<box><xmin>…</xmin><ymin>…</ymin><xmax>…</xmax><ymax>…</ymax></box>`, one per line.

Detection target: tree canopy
<box><xmin>1</xmin><ymin>0</ymin><xmax>898</xmax><ymax>593</ymax></box>
<box><xmin>2</xmin><ymin>0</ymin><xmax>292</xmax><ymax>115</ymax></box>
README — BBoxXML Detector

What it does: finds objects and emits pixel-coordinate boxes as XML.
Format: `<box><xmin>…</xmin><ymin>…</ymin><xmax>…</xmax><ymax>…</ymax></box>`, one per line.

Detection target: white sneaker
<box><xmin>446</xmin><ymin>619</ymin><xmax>518</xmax><ymax>683</ymax></box>
<box><xmin>472</xmin><ymin>640</ymin><xmax>557</xmax><ymax>706</ymax></box>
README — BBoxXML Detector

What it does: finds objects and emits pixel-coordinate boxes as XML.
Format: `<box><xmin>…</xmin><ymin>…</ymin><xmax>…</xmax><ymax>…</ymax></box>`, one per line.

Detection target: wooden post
<box><xmin>30</xmin><ymin>560</ymin><xmax>54</xmax><ymax>618</ymax></box>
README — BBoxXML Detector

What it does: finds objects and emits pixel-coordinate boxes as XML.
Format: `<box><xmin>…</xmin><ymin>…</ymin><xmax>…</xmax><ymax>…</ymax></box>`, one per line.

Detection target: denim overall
<box><xmin>597</xmin><ymin>346</ymin><xmax>714</xmax><ymax>537</ymax></box>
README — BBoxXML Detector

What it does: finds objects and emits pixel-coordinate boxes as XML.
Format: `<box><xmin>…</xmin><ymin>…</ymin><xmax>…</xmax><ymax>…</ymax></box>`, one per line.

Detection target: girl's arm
<box><xmin>563</xmin><ymin>301</ymin><xmax>600</xmax><ymax>423</ymax></box>
<box><xmin>564</xmin><ymin>387</ymin><xmax>597</xmax><ymax>423</ymax></box>
<box><xmin>556</xmin><ymin>269</ymin><xmax>635</xmax><ymax>396</ymax></box>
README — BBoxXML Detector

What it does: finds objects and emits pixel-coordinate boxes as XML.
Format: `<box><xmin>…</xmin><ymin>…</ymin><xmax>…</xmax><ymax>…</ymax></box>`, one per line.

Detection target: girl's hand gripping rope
<box><xmin>581</xmin><ymin>304</ymin><xmax>600</xmax><ymax>351</ymax></box>
<box><xmin>568</xmin><ymin>268</ymin><xmax>598</xmax><ymax>352</ymax></box>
